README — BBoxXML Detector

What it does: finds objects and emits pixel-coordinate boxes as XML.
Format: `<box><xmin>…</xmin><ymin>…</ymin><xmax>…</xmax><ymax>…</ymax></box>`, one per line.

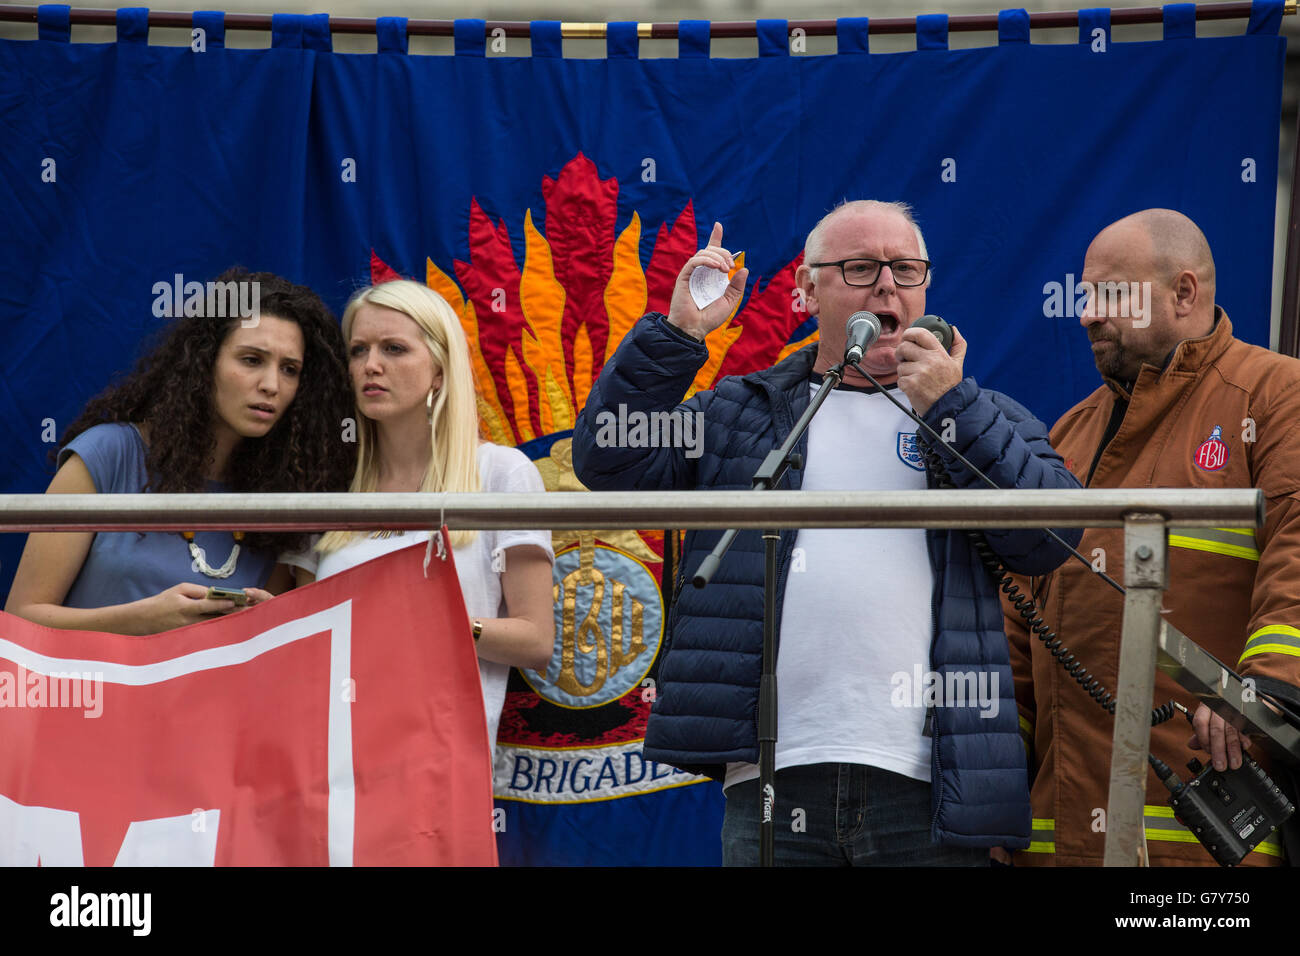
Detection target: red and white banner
<box><xmin>0</xmin><ymin>539</ymin><xmax>497</xmax><ymax>866</ymax></box>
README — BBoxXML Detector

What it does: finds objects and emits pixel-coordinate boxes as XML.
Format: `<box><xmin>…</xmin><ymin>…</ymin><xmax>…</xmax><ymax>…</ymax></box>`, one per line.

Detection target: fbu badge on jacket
<box><xmin>1194</xmin><ymin>425</ymin><xmax>1230</xmax><ymax>472</ymax></box>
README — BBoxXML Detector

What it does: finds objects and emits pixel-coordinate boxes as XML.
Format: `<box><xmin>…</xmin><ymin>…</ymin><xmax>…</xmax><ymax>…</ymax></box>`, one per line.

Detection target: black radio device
<box><xmin>1155</xmin><ymin>753</ymin><xmax>1295</xmax><ymax>867</ymax></box>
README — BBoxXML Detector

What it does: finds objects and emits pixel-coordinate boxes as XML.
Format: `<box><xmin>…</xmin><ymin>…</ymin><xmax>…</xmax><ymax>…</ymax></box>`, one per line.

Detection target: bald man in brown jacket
<box><xmin>1005</xmin><ymin>209</ymin><xmax>1300</xmax><ymax>866</ymax></box>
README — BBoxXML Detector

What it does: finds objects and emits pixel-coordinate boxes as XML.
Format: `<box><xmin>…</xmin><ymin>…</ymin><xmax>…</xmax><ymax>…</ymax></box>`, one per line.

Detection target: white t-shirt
<box><xmin>281</xmin><ymin>442</ymin><xmax>554</xmax><ymax>750</ymax></box>
<box><xmin>725</xmin><ymin>380</ymin><xmax>935</xmax><ymax>790</ymax></box>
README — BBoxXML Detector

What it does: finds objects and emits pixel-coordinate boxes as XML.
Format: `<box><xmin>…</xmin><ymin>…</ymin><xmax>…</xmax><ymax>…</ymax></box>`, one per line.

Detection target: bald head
<box><xmin>1102</xmin><ymin>208</ymin><xmax>1216</xmax><ymax>299</ymax></box>
<box><xmin>1080</xmin><ymin>208</ymin><xmax>1218</xmax><ymax>383</ymax></box>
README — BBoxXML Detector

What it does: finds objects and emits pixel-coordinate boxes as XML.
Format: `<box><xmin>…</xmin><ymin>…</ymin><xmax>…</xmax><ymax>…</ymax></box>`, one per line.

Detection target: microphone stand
<box><xmin>692</xmin><ymin>358</ymin><xmax>851</xmax><ymax>867</ymax></box>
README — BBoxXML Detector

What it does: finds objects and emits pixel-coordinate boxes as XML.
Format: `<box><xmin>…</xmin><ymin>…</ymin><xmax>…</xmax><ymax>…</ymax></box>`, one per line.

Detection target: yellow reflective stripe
<box><xmin>1249</xmin><ymin>624</ymin><xmax>1300</xmax><ymax>640</ymax></box>
<box><xmin>1143</xmin><ymin>805</ymin><xmax>1284</xmax><ymax>858</ymax></box>
<box><xmin>1170</xmin><ymin>526</ymin><xmax>1258</xmax><ymax>544</ymax></box>
<box><xmin>1143</xmin><ymin>829</ymin><xmax>1284</xmax><ymax>857</ymax></box>
<box><xmin>1240</xmin><ymin>625</ymin><xmax>1300</xmax><ymax>663</ymax></box>
<box><xmin>1022</xmin><ymin>810</ymin><xmax>1283</xmax><ymax>858</ymax></box>
<box><xmin>1168</xmin><ymin>538</ymin><xmax>1260</xmax><ymax>560</ymax></box>
<box><xmin>1253</xmin><ymin>839</ymin><xmax>1285</xmax><ymax>858</ymax></box>
<box><xmin>1169</xmin><ymin>527</ymin><xmax>1259</xmax><ymax>561</ymax></box>
<box><xmin>1026</xmin><ymin>818</ymin><xmax>1055</xmax><ymax>851</ymax></box>
<box><xmin>1019</xmin><ymin>714</ymin><xmax>1033</xmax><ymax>738</ymax></box>
<box><xmin>1240</xmin><ymin>643</ymin><xmax>1300</xmax><ymax>661</ymax></box>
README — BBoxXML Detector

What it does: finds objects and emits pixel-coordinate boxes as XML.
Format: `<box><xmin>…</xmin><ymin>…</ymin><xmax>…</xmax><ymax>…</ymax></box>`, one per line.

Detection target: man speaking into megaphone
<box><xmin>573</xmin><ymin>199</ymin><xmax>1080</xmax><ymax>866</ymax></box>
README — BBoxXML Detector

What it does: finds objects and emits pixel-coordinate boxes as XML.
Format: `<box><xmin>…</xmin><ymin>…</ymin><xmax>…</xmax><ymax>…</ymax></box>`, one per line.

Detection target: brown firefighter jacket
<box><xmin>1005</xmin><ymin>312</ymin><xmax>1300</xmax><ymax>866</ymax></box>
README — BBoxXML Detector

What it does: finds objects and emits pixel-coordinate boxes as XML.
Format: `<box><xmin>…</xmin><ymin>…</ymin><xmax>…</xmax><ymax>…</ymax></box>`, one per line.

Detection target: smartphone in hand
<box><xmin>204</xmin><ymin>586</ymin><xmax>249</xmax><ymax>606</ymax></box>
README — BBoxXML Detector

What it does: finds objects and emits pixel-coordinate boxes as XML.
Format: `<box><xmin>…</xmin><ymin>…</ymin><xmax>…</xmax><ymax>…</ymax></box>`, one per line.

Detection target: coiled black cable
<box><xmin>921</xmin><ymin>442</ymin><xmax>1176</xmax><ymax>727</ymax></box>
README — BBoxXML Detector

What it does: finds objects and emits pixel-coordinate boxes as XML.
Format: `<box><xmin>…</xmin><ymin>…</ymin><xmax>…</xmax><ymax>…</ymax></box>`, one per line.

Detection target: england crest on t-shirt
<box><xmin>897</xmin><ymin>432</ymin><xmax>925</xmax><ymax>471</ymax></box>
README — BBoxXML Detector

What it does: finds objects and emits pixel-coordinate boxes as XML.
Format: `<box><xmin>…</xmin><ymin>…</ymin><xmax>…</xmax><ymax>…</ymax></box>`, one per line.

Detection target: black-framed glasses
<box><xmin>809</xmin><ymin>257</ymin><xmax>931</xmax><ymax>288</ymax></box>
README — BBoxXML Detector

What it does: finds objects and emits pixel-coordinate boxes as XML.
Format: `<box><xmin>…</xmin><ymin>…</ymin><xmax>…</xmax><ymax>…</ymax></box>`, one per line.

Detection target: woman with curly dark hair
<box><xmin>4</xmin><ymin>268</ymin><xmax>355</xmax><ymax>635</ymax></box>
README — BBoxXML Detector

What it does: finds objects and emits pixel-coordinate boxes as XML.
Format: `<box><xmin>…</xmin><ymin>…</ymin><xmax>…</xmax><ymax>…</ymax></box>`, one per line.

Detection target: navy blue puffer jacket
<box><xmin>572</xmin><ymin>314</ymin><xmax>1082</xmax><ymax>847</ymax></box>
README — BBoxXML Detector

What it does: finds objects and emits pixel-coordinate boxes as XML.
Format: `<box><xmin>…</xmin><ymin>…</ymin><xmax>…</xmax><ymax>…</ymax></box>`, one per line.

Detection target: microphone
<box><xmin>843</xmin><ymin>311</ymin><xmax>881</xmax><ymax>365</ymax></box>
<box><xmin>913</xmin><ymin>314</ymin><xmax>953</xmax><ymax>352</ymax></box>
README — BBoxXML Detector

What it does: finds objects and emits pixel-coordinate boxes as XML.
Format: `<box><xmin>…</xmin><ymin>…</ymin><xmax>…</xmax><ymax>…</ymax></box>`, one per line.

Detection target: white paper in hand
<box><xmin>689</xmin><ymin>265</ymin><xmax>730</xmax><ymax>310</ymax></box>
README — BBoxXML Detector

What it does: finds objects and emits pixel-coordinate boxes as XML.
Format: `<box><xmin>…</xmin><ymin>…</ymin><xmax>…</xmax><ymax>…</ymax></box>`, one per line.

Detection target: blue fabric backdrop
<box><xmin>0</xmin><ymin>3</ymin><xmax>1286</xmax><ymax>865</ymax></box>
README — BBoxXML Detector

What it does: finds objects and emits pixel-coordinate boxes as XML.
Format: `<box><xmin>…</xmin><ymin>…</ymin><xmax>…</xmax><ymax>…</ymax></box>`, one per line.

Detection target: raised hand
<box><xmin>666</xmin><ymin>221</ymin><xmax>750</xmax><ymax>341</ymax></box>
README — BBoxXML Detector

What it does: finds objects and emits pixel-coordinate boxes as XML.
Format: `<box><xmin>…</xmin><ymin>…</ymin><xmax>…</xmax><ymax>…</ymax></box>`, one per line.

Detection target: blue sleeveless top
<box><xmin>58</xmin><ymin>423</ymin><xmax>276</xmax><ymax>609</ymax></box>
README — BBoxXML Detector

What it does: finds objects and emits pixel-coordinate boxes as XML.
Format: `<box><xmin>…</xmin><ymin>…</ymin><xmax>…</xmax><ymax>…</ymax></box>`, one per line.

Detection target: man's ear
<box><xmin>1171</xmin><ymin>269</ymin><xmax>1199</xmax><ymax>318</ymax></box>
<box><xmin>795</xmin><ymin>263</ymin><xmax>818</xmax><ymax>316</ymax></box>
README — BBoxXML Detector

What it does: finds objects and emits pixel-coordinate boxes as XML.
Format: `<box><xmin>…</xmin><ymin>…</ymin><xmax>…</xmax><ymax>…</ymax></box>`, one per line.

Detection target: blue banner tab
<box><xmin>192</xmin><ymin>11</ymin><xmax>224</xmax><ymax>49</ymax></box>
<box><xmin>531</xmin><ymin>20</ymin><xmax>562</xmax><ymax>58</ymax></box>
<box><xmin>836</xmin><ymin>17</ymin><xmax>870</xmax><ymax>54</ymax></box>
<box><xmin>678</xmin><ymin>20</ymin><xmax>710</xmax><ymax>58</ymax></box>
<box><xmin>270</xmin><ymin>14</ymin><xmax>303</xmax><ymax>50</ymax></box>
<box><xmin>116</xmin><ymin>7</ymin><xmax>149</xmax><ymax>45</ymax></box>
<box><xmin>376</xmin><ymin>17</ymin><xmax>407</xmax><ymax>55</ymax></box>
<box><xmin>36</xmin><ymin>4</ymin><xmax>70</xmax><ymax>43</ymax></box>
<box><xmin>998</xmin><ymin>8</ymin><xmax>1031</xmax><ymax>44</ymax></box>
<box><xmin>1163</xmin><ymin>3</ymin><xmax>1196</xmax><ymax>39</ymax></box>
<box><xmin>916</xmin><ymin>14</ymin><xmax>949</xmax><ymax>50</ymax></box>
<box><xmin>453</xmin><ymin>19</ymin><xmax>486</xmax><ymax>57</ymax></box>
<box><xmin>607</xmin><ymin>21</ymin><xmax>638</xmax><ymax>59</ymax></box>
<box><xmin>304</xmin><ymin>13</ymin><xmax>331</xmax><ymax>53</ymax></box>
<box><xmin>757</xmin><ymin>19</ymin><xmax>788</xmax><ymax>57</ymax></box>
<box><xmin>1247</xmin><ymin>0</ymin><xmax>1283</xmax><ymax>35</ymax></box>
<box><xmin>1078</xmin><ymin>7</ymin><xmax>1111</xmax><ymax>46</ymax></box>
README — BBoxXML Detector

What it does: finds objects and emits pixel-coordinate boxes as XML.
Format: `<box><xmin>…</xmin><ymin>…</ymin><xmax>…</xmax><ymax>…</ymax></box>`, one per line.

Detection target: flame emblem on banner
<box><xmin>373</xmin><ymin>154</ymin><xmax>812</xmax><ymax>735</ymax></box>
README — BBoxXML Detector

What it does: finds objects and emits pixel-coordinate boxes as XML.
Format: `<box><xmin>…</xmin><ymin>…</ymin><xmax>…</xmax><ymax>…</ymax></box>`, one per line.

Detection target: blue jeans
<box><xmin>721</xmin><ymin>763</ymin><xmax>989</xmax><ymax>867</ymax></box>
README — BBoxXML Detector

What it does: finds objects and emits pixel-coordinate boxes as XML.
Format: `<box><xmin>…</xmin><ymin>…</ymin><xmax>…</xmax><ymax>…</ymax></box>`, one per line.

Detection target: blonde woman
<box><xmin>282</xmin><ymin>280</ymin><xmax>555</xmax><ymax>749</ymax></box>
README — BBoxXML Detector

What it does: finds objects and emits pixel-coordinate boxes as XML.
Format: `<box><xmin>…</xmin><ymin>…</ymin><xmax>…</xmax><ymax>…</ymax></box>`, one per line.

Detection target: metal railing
<box><xmin>0</xmin><ymin>487</ymin><xmax>1278</xmax><ymax>865</ymax></box>
<box><xmin>0</xmin><ymin>487</ymin><xmax>1265</xmax><ymax>532</ymax></box>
